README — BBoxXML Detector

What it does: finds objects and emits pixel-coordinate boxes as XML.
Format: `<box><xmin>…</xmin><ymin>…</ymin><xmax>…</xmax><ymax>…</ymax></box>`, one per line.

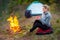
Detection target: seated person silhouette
<box><xmin>30</xmin><ymin>5</ymin><xmax>53</xmax><ymax>35</ymax></box>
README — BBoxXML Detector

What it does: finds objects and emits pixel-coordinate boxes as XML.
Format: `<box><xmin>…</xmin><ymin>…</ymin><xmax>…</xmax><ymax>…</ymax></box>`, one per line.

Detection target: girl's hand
<box><xmin>36</xmin><ymin>16</ymin><xmax>41</xmax><ymax>20</ymax></box>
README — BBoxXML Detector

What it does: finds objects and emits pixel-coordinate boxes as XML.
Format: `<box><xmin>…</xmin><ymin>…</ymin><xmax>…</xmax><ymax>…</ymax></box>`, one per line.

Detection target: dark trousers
<box><xmin>30</xmin><ymin>20</ymin><xmax>50</xmax><ymax>32</ymax></box>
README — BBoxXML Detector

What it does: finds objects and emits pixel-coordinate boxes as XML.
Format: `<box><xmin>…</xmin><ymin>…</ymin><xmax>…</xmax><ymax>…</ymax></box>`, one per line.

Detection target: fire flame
<box><xmin>7</xmin><ymin>15</ymin><xmax>21</xmax><ymax>33</ymax></box>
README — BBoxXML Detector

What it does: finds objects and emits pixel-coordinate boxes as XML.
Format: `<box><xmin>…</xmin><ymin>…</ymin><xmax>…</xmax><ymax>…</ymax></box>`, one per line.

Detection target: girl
<box><xmin>30</xmin><ymin>5</ymin><xmax>53</xmax><ymax>35</ymax></box>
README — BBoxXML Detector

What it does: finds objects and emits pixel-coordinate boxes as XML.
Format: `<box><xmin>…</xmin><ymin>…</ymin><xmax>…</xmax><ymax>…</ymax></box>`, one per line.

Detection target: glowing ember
<box><xmin>7</xmin><ymin>15</ymin><xmax>21</xmax><ymax>33</ymax></box>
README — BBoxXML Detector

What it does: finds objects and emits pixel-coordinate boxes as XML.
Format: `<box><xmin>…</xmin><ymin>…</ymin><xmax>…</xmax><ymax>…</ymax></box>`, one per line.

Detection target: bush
<box><xmin>56</xmin><ymin>19</ymin><xmax>60</xmax><ymax>23</ymax></box>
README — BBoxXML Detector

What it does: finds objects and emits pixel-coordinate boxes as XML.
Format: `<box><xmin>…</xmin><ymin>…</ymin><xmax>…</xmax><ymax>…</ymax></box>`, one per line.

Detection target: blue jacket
<box><xmin>40</xmin><ymin>11</ymin><xmax>52</xmax><ymax>26</ymax></box>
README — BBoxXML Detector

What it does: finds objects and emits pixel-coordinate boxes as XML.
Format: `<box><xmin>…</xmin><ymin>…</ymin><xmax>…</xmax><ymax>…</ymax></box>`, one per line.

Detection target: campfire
<box><xmin>7</xmin><ymin>14</ymin><xmax>21</xmax><ymax>34</ymax></box>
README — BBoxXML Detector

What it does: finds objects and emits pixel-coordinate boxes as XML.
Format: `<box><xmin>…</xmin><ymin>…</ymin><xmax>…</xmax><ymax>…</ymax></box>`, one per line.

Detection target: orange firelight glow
<box><xmin>7</xmin><ymin>15</ymin><xmax>21</xmax><ymax>33</ymax></box>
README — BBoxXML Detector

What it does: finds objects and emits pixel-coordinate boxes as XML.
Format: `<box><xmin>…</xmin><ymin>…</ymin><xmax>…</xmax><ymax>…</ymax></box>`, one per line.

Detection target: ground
<box><xmin>0</xmin><ymin>13</ymin><xmax>60</xmax><ymax>40</ymax></box>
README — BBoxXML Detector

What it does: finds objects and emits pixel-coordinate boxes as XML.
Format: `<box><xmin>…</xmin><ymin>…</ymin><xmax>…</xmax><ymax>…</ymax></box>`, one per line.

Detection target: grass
<box><xmin>0</xmin><ymin>13</ymin><xmax>60</xmax><ymax>40</ymax></box>
<box><xmin>0</xmin><ymin>4</ymin><xmax>60</xmax><ymax>40</ymax></box>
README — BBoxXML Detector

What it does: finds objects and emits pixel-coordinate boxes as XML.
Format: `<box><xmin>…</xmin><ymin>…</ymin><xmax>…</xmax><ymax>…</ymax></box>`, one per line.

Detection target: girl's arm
<box><xmin>40</xmin><ymin>13</ymin><xmax>51</xmax><ymax>25</ymax></box>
